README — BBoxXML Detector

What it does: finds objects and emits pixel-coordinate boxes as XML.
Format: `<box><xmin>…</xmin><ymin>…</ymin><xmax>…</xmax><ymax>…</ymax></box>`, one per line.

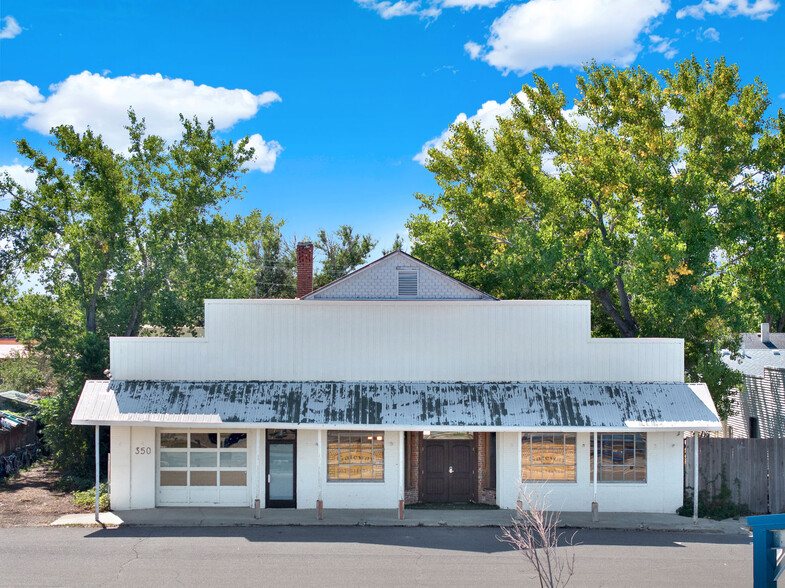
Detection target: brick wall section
<box><xmin>476</xmin><ymin>432</ymin><xmax>497</xmax><ymax>505</ymax></box>
<box><xmin>296</xmin><ymin>242</ymin><xmax>313</xmax><ymax>298</ymax></box>
<box><xmin>404</xmin><ymin>432</ymin><xmax>421</xmax><ymax>504</ymax></box>
<box><xmin>310</xmin><ymin>252</ymin><xmax>486</xmax><ymax>300</ymax></box>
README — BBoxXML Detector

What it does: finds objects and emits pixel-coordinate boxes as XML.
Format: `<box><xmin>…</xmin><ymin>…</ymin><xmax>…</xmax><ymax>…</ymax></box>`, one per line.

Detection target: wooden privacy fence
<box><xmin>685</xmin><ymin>437</ymin><xmax>785</xmax><ymax>515</ymax></box>
<box><xmin>0</xmin><ymin>420</ymin><xmax>37</xmax><ymax>457</ymax></box>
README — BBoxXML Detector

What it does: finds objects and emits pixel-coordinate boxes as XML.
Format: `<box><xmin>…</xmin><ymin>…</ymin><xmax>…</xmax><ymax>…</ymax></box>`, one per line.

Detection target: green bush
<box><xmin>677</xmin><ymin>466</ymin><xmax>751</xmax><ymax>520</ymax></box>
<box><xmin>71</xmin><ymin>482</ymin><xmax>110</xmax><ymax>512</ymax></box>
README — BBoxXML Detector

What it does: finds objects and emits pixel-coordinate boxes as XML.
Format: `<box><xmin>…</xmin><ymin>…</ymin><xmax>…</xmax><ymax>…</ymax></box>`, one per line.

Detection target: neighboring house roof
<box><xmin>73</xmin><ymin>379</ymin><xmax>720</xmax><ymax>431</ymax></box>
<box><xmin>303</xmin><ymin>249</ymin><xmax>496</xmax><ymax>301</ymax></box>
<box><xmin>722</xmin><ymin>349</ymin><xmax>785</xmax><ymax>377</ymax></box>
<box><xmin>0</xmin><ymin>339</ymin><xmax>26</xmax><ymax>359</ymax></box>
<box><xmin>742</xmin><ymin>332</ymin><xmax>785</xmax><ymax>350</ymax></box>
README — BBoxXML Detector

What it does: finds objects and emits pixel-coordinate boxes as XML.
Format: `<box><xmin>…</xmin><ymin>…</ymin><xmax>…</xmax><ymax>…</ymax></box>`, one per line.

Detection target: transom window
<box><xmin>521</xmin><ymin>433</ymin><xmax>576</xmax><ymax>482</ymax></box>
<box><xmin>589</xmin><ymin>433</ymin><xmax>647</xmax><ymax>483</ymax></box>
<box><xmin>159</xmin><ymin>431</ymin><xmax>248</xmax><ymax>487</ymax></box>
<box><xmin>327</xmin><ymin>431</ymin><xmax>384</xmax><ymax>482</ymax></box>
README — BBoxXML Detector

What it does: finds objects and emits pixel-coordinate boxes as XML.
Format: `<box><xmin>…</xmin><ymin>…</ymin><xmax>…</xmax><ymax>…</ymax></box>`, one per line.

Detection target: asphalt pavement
<box><xmin>0</xmin><ymin>526</ymin><xmax>751</xmax><ymax>587</ymax></box>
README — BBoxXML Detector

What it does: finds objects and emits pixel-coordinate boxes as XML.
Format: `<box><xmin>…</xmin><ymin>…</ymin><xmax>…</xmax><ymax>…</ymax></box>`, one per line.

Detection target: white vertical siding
<box><xmin>111</xmin><ymin>300</ymin><xmax>683</xmax><ymax>383</ymax></box>
<box><xmin>495</xmin><ymin>431</ymin><xmax>685</xmax><ymax>513</ymax></box>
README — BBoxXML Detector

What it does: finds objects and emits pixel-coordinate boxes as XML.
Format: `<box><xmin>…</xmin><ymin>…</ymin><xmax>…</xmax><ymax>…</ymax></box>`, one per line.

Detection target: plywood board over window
<box><xmin>327</xmin><ymin>431</ymin><xmax>384</xmax><ymax>482</ymax></box>
<box><xmin>521</xmin><ymin>433</ymin><xmax>577</xmax><ymax>482</ymax></box>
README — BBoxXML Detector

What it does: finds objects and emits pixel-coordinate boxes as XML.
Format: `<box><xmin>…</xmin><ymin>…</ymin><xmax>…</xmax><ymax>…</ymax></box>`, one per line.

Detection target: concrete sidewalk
<box><xmin>51</xmin><ymin>507</ymin><xmax>751</xmax><ymax>535</ymax></box>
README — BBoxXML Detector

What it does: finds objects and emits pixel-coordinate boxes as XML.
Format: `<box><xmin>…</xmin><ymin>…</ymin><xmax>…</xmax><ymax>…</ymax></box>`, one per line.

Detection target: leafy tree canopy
<box><xmin>408</xmin><ymin>57</ymin><xmax>785</xmax><ymax>417</ymax></box>
<box><xmin>313</xmin><ymin>225</ymin><xmax>376</xmax><ymax>289</ymax></box>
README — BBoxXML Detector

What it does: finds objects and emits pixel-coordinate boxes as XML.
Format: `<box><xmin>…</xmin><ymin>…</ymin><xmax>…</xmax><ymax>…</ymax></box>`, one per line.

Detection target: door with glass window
<box><xmin>266</xmin><ymin>430</ymin><xmax>296</xmax><ymax>508</ymax></box>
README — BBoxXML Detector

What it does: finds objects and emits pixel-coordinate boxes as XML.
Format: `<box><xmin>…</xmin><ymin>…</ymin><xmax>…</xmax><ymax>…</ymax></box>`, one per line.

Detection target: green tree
<box><xmin>0</xmin><ymin>111</ymin><xmax>275</xmax><ymax>473</ymax></box>
<box><xmin>382</xmin><ymin>233</ymin><xmax>405</xmax><ymax>255</ymax></box>
<box><xmin>313</xmin><ymin>225</ymin><xmax>377</xmax><ymax>289</ymax></box>
<box><xmin>408</xmin><ymin>57</ymin><xmax>783</xmax><ymax>416</ymax></box>
<box><xmin>246</xmin><ymin>213</ymin><xmax>297</xmax><ymax>298</ymax></box>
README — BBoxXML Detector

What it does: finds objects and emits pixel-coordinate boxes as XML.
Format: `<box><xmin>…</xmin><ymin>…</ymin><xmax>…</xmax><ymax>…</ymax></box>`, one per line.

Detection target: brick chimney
<box><xmin>761</xmin><ymin>322</ymin><xmax>771</xmax><ymax>344</ymax></box>
<box><xmin>296</xmin><ymin>242</ymin><xmax>314</xmax><ymax>298</ymax></box>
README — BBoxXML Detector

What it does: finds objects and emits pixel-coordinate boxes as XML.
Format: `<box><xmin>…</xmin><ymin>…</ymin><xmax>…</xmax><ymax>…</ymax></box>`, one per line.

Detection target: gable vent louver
<box><xmin>398</xmin><ymin>271</ymin><xmax>418</xmax><ymax>297</ymax></box>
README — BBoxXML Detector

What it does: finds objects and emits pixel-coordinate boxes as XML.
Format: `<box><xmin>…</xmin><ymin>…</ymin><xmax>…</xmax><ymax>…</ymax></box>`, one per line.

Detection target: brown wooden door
<box><xmin>422</xmin><ymin>440</ymin><xmax>474</xmax><ymax>503</ymax></box>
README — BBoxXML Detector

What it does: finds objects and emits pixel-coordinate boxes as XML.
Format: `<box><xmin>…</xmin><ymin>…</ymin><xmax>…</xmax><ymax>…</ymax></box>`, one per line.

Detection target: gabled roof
<box><xmin>302</xmin><ymin>249</ymin><xmax>495</xmax><ymax>300</ymax></box>
<box><xmin>742</xmin><ymin>332</ymin><xmax>785</xmax><ymax>350</ymax></box>
<box><xmin>73</xmin><ymin>379</ymin><xmax>721</xmax><ymax>431</ymax></box>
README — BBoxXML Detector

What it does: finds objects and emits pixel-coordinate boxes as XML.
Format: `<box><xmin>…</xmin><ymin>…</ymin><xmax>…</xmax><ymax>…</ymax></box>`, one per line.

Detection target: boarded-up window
<box><xmin>522</xmin><ymin>433</ymin><xmax>577</xmax><ymax>482</ymax></box>
<box><xmin>327</xmin><ymin>432</ymin><xmax>384</xmax><ymax>482</ymax></box>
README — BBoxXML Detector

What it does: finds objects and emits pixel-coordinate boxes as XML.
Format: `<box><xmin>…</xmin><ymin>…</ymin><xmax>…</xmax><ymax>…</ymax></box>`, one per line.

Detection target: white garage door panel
<box><xmin>157</xmin><ymin>430</ymin><xmax>249</xmax><ymax>506</ymax></box>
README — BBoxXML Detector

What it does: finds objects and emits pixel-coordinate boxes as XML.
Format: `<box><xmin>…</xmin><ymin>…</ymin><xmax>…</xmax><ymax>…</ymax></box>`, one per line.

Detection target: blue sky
<box><xmin>1</xmin><ymin>0</ymin><xmax>784</xmax><ymax>256</ymax></box>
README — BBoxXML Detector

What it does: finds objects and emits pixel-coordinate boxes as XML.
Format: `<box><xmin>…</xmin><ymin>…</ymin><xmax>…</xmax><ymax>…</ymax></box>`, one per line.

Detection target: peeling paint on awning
<box><xmin>72</xmin><ymin>380</ymin><xmax>721</xmax><ymax>431</ymax></box>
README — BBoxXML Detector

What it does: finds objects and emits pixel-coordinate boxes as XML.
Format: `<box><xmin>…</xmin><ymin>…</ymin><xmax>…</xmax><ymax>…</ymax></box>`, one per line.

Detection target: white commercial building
<box><xmin>73</xmin><ymin>247</ymin><xmax>721</xmax><ymax>516</ymax></box>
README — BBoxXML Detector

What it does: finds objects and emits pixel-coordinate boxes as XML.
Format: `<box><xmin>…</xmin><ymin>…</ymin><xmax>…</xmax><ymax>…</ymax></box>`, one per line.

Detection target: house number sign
<box><xmin>135</xmin><ymin>447</ymin><xmax>152</xmax><ymax>455</ymax></box>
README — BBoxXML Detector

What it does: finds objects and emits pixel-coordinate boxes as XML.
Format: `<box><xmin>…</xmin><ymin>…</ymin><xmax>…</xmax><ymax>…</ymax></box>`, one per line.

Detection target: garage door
<box><xmin>158</xmin><ymin>430</ymin><xmax>249</xmax><ymax>506</ymax></box>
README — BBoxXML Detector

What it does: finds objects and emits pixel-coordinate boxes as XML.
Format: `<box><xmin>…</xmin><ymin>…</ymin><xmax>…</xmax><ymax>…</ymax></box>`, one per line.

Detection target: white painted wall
<box><xmin>111</xmin><ymin>300</ymin><xmax>683</xmax><ymax>383</ymax></box>
<box><xmin>110</xmin><ymin>426</ymin><xmax>156</xmax><ymax>510</ymax></box>
<box><xmin>296</xmin><ymin>429</ymin><xmax>402</xmax><ymax>509</ymax></box>
<box><xmin>496</xmin><ymin>431</ymin><xmax>684</xmax><ymax>513</ymax></box>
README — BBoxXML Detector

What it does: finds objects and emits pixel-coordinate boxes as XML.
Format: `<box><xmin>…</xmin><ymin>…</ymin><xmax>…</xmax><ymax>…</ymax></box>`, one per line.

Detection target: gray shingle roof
<box><xmin>722</xmin><ymin>349</ymin><xmax>785</xmax><ymax>377</ymax></box>
<box><xmin>742</xmin><ymin>332</ymin><xmax>785</xmax><ymax>350</ymax></box>
<box><xmin>73</xmin><ymin>380</ymin><xmax>720</xmax><ymax>431</ymax></box>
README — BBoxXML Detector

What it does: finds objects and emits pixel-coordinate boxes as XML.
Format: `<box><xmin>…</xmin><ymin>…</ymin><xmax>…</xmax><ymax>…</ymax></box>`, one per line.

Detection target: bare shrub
<box><xmin>499</xmin><ymin>490</ymin><xmax>576</xmax><ymax>588</ymax></box>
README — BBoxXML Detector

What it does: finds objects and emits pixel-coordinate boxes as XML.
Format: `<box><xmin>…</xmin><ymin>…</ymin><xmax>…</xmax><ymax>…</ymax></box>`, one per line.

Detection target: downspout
<box><xmin>95</xmin><ymin>426</ymin><xmax>100</xmax><ymax>523</ymax></box>
<box><xmin>592</xmin><ymin>432</ymin><xmax>599</xmax><ymax>522</ymax></box>
<box><xmin>693</xmin><ymin>434</ymin><xmax>699</xmax><ymax>525</ymax></box>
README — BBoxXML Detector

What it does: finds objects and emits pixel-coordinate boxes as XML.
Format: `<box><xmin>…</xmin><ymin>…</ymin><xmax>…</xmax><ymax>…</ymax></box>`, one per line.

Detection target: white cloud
<box><xmin>649</xmin><ymin>35</ymin><xmax>679</xmax><ymax>59</ymax></box>
<box><xmin>355</xmin><ymin>0</ymin><xmax>440</xmax><ymax>19</ymax></box>
<box><xmin>779</xmin><ymin>93</ymin><xmax>785</xmax><ymax>100</ymax></box>
<box><xmin>0</xmin><ymin>80</ymin><xmax>44</xmax><ymax>117</ymax></box>
<box><xmin>441</xmin><ymin>0</ymin><xmax>501</xmax><ymax>7</ymax></box>
<box><xmin>677</xmin><ymin>0</ymin><xmax>779</xmax><ymax>20</ymax></box>
<box><xmin>244</xmin><ymin>134</ymin><xmax>283</xmax><ymax>173</ymax></box>
<box><xmin>0</xmin><ymin>15</ymin><xmax>22</xmax><ymax>40</ymax></box>
<box><xmin>464</xmin><ymin>41</ymin><xmax>482</xmax><ymax>59</ymax></box>
<box><xmin>1</xmin><ymin>72</ymin><xmax>280</xmax><ymax>158</ymax></box>
<box><xmin>355</xmin><ymin>0</ymin><xmax>498</xmax><ymax>19</ymax></box>
<box><xmin>700</xmin><ymin>26</ymin><xmax>721</xmax><ymax>41</ymax></box>
<box><xmin>0</xmin><ymin>164</ymin><xmax>37</xmax><ymax>193</ymax></box>
<box><xmin>466</xmin><ymin>0</ymin><xmax>669</xmax><ymax>76</ymax></box>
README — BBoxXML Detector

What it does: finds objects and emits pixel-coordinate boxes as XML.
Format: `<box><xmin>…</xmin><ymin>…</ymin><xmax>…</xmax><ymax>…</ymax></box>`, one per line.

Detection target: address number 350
<box><xmin>135</xmin><ymin>447</ymin><xmax>152</xmax><ymax>455</ymax></box>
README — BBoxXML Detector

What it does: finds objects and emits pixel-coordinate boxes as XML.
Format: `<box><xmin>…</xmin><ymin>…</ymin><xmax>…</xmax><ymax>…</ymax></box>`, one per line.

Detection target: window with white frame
<box><xmin>589</xmin><ymin>433</ymin><xmax>647</xmax><ymax>483</ymax></box>
<box><xmin>159</xmin><ymin>431</ymin><xmax>248</xmax><ymax>488</ymax></box>
<box><xmin>327</xmin><ymin>431</ymin><xmax>384</xmax><ymax>481</ymax></box>
<box><xmin>521</xmin><ymin>433</ymin><xmax>576</xmax><ymax>482</ymax></box>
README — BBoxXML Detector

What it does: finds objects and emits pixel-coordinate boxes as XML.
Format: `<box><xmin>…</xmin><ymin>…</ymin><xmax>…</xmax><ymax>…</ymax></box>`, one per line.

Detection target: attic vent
<box><xmin>398</xmin><ymin>271</ymin><xmax>418</xmax><ymax>297</ymax></box>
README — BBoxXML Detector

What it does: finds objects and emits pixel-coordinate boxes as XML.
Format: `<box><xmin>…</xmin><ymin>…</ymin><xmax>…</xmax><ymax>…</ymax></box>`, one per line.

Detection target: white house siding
<box><xmin>110</xmin><ymin>426</ymin><xmax>156</xmax><ymax>510</ymax></box>
<box><xmin>495</xmin><ymin>431</ymin><xmax>684</xmax><ymax>513</ymax></box>
<box><xmin>307</xmin><ymin>253</ymin><xmax>486</xmax><ymax>300</ymax></box>
<box><xmin>110</xmin><ymin>425</ymin><xmax>682</xmax><ymax>513</ymax></box>
<box><xmin>110</xmin><ymin>300</ymin><xmax>684</xmax><ymax>383</ymax></box>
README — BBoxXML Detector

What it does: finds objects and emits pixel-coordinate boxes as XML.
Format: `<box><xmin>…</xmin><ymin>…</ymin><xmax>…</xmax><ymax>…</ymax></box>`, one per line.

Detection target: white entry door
<box><xmin>157</xmin><ymin>430</ymin><xmax>249</xmax><ymax>506</ymax></box>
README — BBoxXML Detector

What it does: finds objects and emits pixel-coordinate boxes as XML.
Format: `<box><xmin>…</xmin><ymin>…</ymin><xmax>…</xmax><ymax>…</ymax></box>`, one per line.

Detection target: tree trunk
<box><xmin>594</xmin><ymin>287</ymin><xmax>638</xmax><ymax>338</ymax></box>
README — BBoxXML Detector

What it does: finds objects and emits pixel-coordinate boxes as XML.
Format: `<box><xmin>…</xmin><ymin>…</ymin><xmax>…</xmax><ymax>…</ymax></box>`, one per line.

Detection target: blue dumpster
<box><xmin>747</xmin><ymin>514</ymin><xmax>785</xmax><ymax>587</ymax></box>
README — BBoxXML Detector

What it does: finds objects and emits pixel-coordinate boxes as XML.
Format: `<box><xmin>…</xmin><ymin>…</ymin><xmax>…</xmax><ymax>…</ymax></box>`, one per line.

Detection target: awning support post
<box><xmin>95</xmin><ymin>425</ymin><xmax>100</xmax><ymax>523</ymax></box>
<box><xmin>592</xmin><ymin>431</ymin><xmax>599</xmax><ymax>522</ymax></box>
<box><xmin>693</xmin><ymin>433</ymin><xmax>699</xmax><ymax>525</ymax></box>
<box><xmin>317</xmin><ymin>430</ymin><xmax>323</xmax><ymax>520</ymax></box>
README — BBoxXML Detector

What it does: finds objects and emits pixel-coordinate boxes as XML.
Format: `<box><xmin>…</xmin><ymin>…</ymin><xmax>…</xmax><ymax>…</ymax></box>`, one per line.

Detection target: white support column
<box><xmin>317</xmin><ymin>430</ymin><xmax>324</xmax><ymax>520</ymax></box>
<box><xmin>254</xmin><ymin>430</ymin><xmax>262</xmax><ymax>518</ymax></box>
<box><xmin>95</xmin><ymin>425</ymin><xmax>100</xmax><ymax>523</ymax></box>
<box><xmin>693</xmin><ymin>434</ymin><xmax>699</xmax><ymax>525</ymax></box>
<box><xmin>592</xmin><ymin>431</ymin><xmax>599</xmax><ymax>522</ymax></box>
<box><xmin>399</xmin><ymin>431</ymin><xmax>405</xmax><ymax>520</ymax></box>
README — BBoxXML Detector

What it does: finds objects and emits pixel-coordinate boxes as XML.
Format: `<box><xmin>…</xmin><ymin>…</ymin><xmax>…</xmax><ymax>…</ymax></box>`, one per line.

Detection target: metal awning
<box><xmin>72</xmin><ymin>380</ymin><xmax>721</xmax><ymax>431</ymax></box>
